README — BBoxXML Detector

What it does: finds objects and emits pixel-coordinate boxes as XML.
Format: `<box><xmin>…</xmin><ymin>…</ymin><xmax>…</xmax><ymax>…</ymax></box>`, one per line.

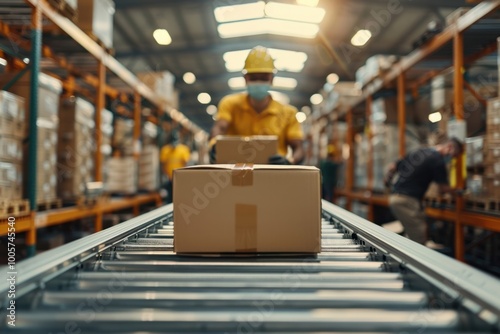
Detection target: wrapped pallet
<box><xmin>138</xmin><ymin>145</ymin><xmax>159</xmax><ymax>191</ymax></box>
<box><xmin>105</xmin><ymin>157</ymin><xmax>137</xmax><ymax>194</ymax></box>
<box><xmin>57</xmin><ymin>97</ymin><xmax>96</xmax><ymax>201</ymax></box>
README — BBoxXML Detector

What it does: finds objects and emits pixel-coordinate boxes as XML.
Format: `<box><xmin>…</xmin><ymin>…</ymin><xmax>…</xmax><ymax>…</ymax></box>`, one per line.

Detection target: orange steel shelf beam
<box><xmin>0</xmin><ymin>215</ymin><xmax>32</xmax><ymax>235</ymax></box>
<box><xmin>0</xmin><ymin>194</ymin><xmax>161</xmax><ymax>235</ymax></box>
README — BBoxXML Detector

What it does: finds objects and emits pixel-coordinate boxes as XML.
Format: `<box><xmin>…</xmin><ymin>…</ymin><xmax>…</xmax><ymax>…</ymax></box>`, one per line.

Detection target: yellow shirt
<box><xmin>160</xmin><ymin>144</ymin><xmax>190</xmax><ymax>179</ymax></box>
<box><xmin>216</xmin><ymin>93</ymin><xmax>304</xmax><ymax>156</ymax></box>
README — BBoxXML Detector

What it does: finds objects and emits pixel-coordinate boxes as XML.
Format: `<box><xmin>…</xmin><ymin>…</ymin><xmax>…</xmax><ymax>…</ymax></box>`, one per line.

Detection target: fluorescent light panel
<box><xmin>153</xmin><ymin>29</ymin><xmax>172</xmax><ymax>45</ymax></box>
<box><xmin>218</xmin><ymin>18</ymin><xmax>319</xmax><ymax>39</ymax></box>
<box><xmin>351</xmin><ymin>29</ymin><xmax>372</xmax><ymax>46</ymax></box>
<box><xmin>224</xmin><ymin>48</ymin><xmax>307</xmax><ymax>73</ymax></box>
<box><xmin>269</xmin><ymin>90</ymin><xmax>290</xmax><ymax>105</ymax></box>
<box><xmin>296</xmin><ymin>0</ymin><xmax>319</xmax><ymax>6</ymax></box>
<box><xmin>214</xmin><ymin>1</ymin><xmax>265</xmax><ymax>23</ymax></box>
<box><xmin>228</xmin><ymin>76</ymin><xmax>297</xmax><ymax>90</ymax></box>
<box><xmin>265</xmin><ymin>2</ymin><xmax>325</xmax><ymax>24</ymax></box>
<box><xmin>429</xmin><ymin>112</ymin><xmax>442</xmax><ymax>123</ymax></box>
<box><xmin>197</xmin><ymin>92</ymin><xmax>211</xmax><ymax>104</ymax></box>
<box><xmin>296</xmin><ymin>111</ymin><xmax>307</xmax><ymax>123</ymax></box>
<box><xmin>310</xmin><ymin>93</ymin><xmax>323</xmax><ymax>105</ymax></box>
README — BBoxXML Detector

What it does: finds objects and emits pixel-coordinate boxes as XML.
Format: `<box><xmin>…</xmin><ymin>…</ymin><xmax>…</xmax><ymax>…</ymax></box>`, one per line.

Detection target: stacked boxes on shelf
<box><xmin>57</xmin><ymin>97</ymin><xmax>95</xmax><ymax>201</ymax></box>
<box><xmin>371</xmin><ymin>98</ymin><xmax>421</xmax><ymax>191</ymax></box>
<box><xmin>113</xmin><ymin>118</ymin><xmax>134</xmax><ymax>155</ymax></box>
<box><xmin>138</xmin><ymin>145</ymin><xmax>159</xmax><ymax>192</ymax></box>
<box><xmin>0</xmin><ymin>91</ymin><xmax>25</xmax><ymax>201</ymax></box>
<box><xmin>77</xmin><ymin>0</ymin><xmax>115</xmax><ymax>49</ymax></box>
<box><xmin>1</xmin><ymin>72</ymin><xmax>62</xmax><ymax>204</ymax></box>
<box><xmin>138</xmin><ymin>121</ymin><xmax>159</xmax><ymax>191</ymax></box>
<box><xmin>355</xmin><ymin>55</ymin><xmax>398</xmax><ymax>87</ymax></box>
<box><xmin>105</xmin><ymin>157</ymin><xmax>137</xmax><ymax>194</ymax></box>
<box><xmin>354</xmin><ymin>134</ymin><xmax>369</xmax><ymax>189</ymax></box>
<box><xmin>100</xmin><ymin>108</ymin><xmax>113</xmax><ymax>181</ymax></box>
<box><xmin>484</xmin><ymin>98</ymin><xmax>500</xmax><ymax>198</ymax></box>
<box><xmin>138</xmin><ymin>71</ymin><xmax>178</xmax><ymax>107</ymax></box>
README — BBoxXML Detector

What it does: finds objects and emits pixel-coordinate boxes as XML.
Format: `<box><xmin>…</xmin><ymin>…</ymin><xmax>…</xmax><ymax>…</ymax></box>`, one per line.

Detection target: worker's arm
<box><xmin>288</xmin><ymin>139</ymin><xmax>305</xmax><ymax>165</ymax></box>
<box><xmin>384</xmin><ymin>160</ymin><xmax>400</xmax><ymax>188</ymax></box>
<box><xmin>209</xmin><ymin>119</ymin><xmax>229</xmax><ymax>139</ymax></box>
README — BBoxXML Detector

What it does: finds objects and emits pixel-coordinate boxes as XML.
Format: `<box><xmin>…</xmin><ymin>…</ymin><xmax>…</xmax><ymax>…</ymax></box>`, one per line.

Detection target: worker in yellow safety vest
<box><xmin>210</xmin><ymin>46</ymin><xmax>305</xmax><ymax>165</ymax></box>
<box><xmin>160</xmin><ymin>132</ymin><xmax>190</xmax><ymax>203</ymax></box>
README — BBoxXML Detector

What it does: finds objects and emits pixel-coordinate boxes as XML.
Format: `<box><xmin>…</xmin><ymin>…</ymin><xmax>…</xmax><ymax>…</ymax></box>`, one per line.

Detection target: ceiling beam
<box><xmin>115</xmin><ymin>39</ymin><xmax>319</xmax><ymax>59</ymax></box>
<box><xmin>115</xmin><ymin>0</ymin><xmax>472</xmax><ymax>9</ymax></box>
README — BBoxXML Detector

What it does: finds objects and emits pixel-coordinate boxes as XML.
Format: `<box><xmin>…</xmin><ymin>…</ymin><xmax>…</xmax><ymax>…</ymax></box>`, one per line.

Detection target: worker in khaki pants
<box><xmin>209</xmin><ymin>46</ymin><xmax>305</xmax><ymax>165</ymax></box>
<box><xmin>385</xmin><ymin>138</ymin><xmax>463</xmax><ymax>245</ymax></box>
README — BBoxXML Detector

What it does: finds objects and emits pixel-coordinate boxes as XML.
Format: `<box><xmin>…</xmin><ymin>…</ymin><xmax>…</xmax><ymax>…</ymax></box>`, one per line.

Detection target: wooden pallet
<box><xmin>0</xmin><ymin>199</ymin><xmax>30</xmax><ymax>219</ymax></box>
<box><xmin>37</xmin><ymin>198</ymin><xmax>62</xmax><ymax>211</ymax></box>
<box><xmin>465</xmin><ymin>196</ymin><xmax>500</xmax><ymax>212</ymax></box>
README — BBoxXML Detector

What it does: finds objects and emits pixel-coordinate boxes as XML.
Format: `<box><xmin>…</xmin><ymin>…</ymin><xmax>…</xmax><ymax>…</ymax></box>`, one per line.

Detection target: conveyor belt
<box><xmin>1</xmin><ymin>201</ymin><xmax>499</xmax><ymax>333</ymax></box>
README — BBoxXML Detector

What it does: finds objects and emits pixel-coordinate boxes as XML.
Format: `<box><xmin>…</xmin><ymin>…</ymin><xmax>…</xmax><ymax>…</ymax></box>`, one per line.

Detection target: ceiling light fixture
<box><xmin>327</xmin><ymin>73</ymin><xmax>339</xmax><ymax>84</ymax></box>
<box><xmin>197</xmin><ymin>92</ymin><xmax>211</xmax><ymax>104</ymax></box>
<box><xmin>269</xmin><ymin>91</ymin><xmax>290</xmax><ymax>105</ymax></box>
<box><xmin>428</xmin><ymin>112</ymin><xmax>442</xmax><ymax>123</ymax></box>
<box><xmin>265</xmin><ymin>2</ymin><xmax>325</xmax><ymax>24</ymax></box>
<box><xmin>296</xmin><ymin>0</ymin><xmax>319</xmax><ymax>6</ymax></box>
<box><xmin>228</xmin><ymin>77</ymin><xmax>246</xmax><ymax>90</ymax></box>
<box><xmin>224</xmin><ymin>48</ymin><xmax>307</xmax><ymax>73</ymax></box>
<box><xmin>153</xmin><ymin>29</ymin><xmax>172</xmax><ymax>45</ymax></box>
<box><xmin>310</xmin><ymin>93</ymin><xmax>323</xmax><ymax>105</ymax></box>
<box><xmin>296</xmin><ymin>111</ymin><xmax>307</xmax><ymax>123</ymax></box>
<box><xmin>183</xmin><ymin>72</ymin><xmax>196</xmax><ymax>84</ymax></box>
<box><xmin>214</xmin><ymin>1</ymin><xmax>265</xmax><ymax>23</ymax></box>
<box><xmin>23</xmin><ymin>58</ymin><xmax>30</xmax><ymax>64</ymax></box>
<box><xmin>351</xmin><ymin>29</ymin><xmax>372</xmax><ymax>46</ymax></box>
<box><xmin>218</xmin><ymin>18</ymin><xmax>319</xmax><ymax>39</ymax></box>
<box><xmin>0</xmin><ymin>57</ymin><xmax>7</xmax><ymax>66</ymax></box>
<box><xmin>228</xmin><ymin>76</ymin><xmax>297</xmax><ymax>90</ymax></box>
<box><xmin>206</xmin><ymin>105</ymin><xmax>218</xmax><ymax>115</ymax></box>
<box><xmin>273</xmin><ymin>77</ymin><xmax>298</xmax><ymax>90</ymax></box>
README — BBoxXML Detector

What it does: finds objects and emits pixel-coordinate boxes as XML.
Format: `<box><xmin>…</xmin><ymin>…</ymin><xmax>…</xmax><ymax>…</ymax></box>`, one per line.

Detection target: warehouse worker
<box><xmin>319</xmin><ymin>145</ymin><xmax>340</xmax><ymax>202</ymax></box>
<box><xmin>160</xmin><ymin>132</ymin><xmax>190</xmax><ymax>203</ymax></box>
<box><xmin>210</xmin><ymin>46</ymin><xmax>304</xmax><ymax>165</ymax></box>
<box><xmin>384</xmin><ymin>138</ymin><xmax>464</xmax><ymax>245</ymax></box>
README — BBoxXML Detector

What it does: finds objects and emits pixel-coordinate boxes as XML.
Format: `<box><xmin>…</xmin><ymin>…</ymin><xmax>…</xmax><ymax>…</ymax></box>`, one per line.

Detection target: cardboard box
<box><xmin>77</xmin><ymin>0</ymin><xmax>114</xmax><ymax>48</ymax></box>
<box><xmin>0</xmin><ymin>90</ymin><xmax>25</xmax><ymax>121</ymax></box>
<box><xmin>173</xmin><ymin>164</ymin><xmax>321</xmax><ymax>253</ymax></box>
<box><xmin>215</xmin><ymin>136</ymin><xmax>278</xmax><ymax>164</ymax></box>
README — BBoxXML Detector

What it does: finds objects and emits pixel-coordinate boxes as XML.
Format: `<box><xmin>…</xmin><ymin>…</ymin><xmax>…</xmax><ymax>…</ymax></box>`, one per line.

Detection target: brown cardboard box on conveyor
<box><xmin>215</xmin><ymin>135</ymin><xmax>278</xmax><ymax>164</ymax></box>
<box><xmin>173</xmin><ymin>164</ymin><xmax>321</xmax><ymax>254</ymax></box>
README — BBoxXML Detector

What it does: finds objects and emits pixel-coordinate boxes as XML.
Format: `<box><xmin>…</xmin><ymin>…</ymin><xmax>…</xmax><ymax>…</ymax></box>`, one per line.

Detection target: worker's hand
<box><xmin>268</xmin><ymin>154</ymin><xmax>291</xmax><ymax>165</ymax></box>
<box><xmin>209</xmin><ymin>144</ymin><xmax>216</xmax><ymax>164</ymax></box>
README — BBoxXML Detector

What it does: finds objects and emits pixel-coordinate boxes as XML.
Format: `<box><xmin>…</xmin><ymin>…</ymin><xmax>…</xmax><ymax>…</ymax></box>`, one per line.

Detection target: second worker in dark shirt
<box><xmin>385</xmin><ymin>138</ymin><xmax>463</xmax><ymax>245</ymax></box>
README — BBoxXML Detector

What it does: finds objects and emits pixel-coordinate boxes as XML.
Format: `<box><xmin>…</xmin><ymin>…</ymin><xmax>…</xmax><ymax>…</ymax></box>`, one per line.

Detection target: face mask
<box><xmin>247</xmin><ymin>82</ymin><xmax>270</xmax><ymax>101</ymax></box>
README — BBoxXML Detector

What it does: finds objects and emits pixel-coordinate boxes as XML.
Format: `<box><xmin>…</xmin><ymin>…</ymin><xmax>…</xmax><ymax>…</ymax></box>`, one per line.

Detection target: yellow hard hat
<box><xmin>243</xmin><ymin>46</ymin><xmax>277</xmax><ymax>74</ymax></box>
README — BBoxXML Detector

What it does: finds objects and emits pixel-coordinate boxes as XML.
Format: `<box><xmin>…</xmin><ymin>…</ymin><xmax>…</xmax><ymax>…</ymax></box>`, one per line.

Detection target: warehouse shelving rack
<box><xmin>0</xmin><ymin>0</ymin><xmax>205</xmax><ymax>256</ymax></box>
<box><xmin>322</xmin><ymin>1</ymin><xmax>500</xmax><ymax>261</ymax></box>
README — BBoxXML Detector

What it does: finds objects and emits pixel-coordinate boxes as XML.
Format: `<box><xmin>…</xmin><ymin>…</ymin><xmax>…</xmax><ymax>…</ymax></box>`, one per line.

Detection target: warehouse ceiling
<box><xmin>0</xmin><ymin>0</ymin><xmax>499</xmax><ymax>133</ymax></box>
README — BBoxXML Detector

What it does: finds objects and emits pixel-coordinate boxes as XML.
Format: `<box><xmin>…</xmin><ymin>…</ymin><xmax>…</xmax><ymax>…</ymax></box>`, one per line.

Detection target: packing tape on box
<box><xmin>235</xmin><ymin>203</ymin><xmax>257</xmax><ymax>252</ymax></box>
<box><xmin>232</xmin><ymin>163</ymin><xmax>253</xmax><ymax>186</ymax></box>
